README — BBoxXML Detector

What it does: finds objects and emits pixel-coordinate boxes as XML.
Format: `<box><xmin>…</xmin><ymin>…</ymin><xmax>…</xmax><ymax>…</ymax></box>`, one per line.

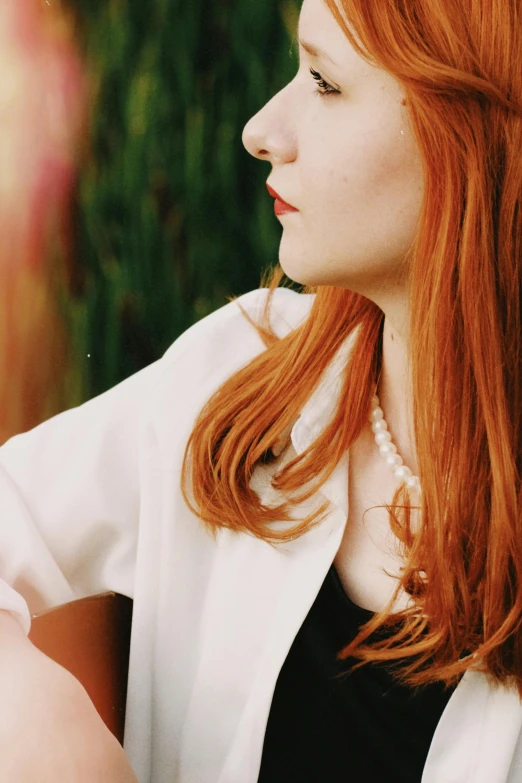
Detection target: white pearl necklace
<box><xmin>370</xmin><ymin>388</ymin><xmax>422</xmax><ymax>496</ymax></box>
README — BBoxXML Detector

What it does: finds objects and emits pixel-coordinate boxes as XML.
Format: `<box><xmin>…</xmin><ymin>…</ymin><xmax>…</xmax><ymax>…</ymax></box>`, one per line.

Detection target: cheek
<box><xmin>292</xmin><ymin>139</ymin><xmax>423</xmax><ymax>277</ymax></box>
<box><xmin>305</xmin><ymin>128</ymin><xmax>420</xmax><ymax>226</ymax></box>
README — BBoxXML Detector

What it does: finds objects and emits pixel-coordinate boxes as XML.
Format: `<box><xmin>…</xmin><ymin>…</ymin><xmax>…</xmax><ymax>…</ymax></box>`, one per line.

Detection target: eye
<box><xmin>309</xmin><ymin>67</ymin><xmax>340</xmax><ymax>98</ymax></box>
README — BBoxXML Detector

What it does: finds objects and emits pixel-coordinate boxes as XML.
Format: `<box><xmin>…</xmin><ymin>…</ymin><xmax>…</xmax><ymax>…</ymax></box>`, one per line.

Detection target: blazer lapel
<box><xmin>178</xmin><ymin>439</ymin><xmax>350</xmax><ymax>783</ymax></box>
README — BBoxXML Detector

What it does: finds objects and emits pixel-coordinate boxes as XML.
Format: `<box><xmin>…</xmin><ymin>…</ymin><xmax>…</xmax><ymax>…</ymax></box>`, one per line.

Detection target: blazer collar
<box><xmin>291</xmin><ymin>325</ymin><xmax>362</xmax><ymax>452</ymax></box>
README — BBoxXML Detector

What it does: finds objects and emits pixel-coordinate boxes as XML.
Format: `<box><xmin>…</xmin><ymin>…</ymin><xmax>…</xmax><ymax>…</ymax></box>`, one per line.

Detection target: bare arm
<box><xmin>0</xmin><ymin>610</ymin><xmax>138</xmax><ymax>782</ymax></box>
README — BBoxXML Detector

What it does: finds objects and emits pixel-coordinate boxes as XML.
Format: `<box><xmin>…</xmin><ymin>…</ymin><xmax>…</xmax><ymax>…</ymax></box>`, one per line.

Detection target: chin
<box><xmin>278</xmin><ymin>252</ymin><xmax>321</xmax><ymax>288</ymax></box>
<box><xmin>278</xmin><ymin>261</ymin><xmax>339</xmax><ymax>289</ymax></box>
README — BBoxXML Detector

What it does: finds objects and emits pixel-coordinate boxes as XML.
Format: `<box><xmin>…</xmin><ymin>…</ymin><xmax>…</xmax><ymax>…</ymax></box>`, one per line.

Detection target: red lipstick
<box><xmin>266</xmin><ymin>184</ymin><xmax>299</xmax><ymax>216</ymax></box>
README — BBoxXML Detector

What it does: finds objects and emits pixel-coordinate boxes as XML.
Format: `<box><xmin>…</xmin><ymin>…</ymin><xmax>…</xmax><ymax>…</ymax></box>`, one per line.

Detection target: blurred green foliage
<box><xmin>59</xmin><ymin>0</ymin><xmax>301</xmax><ymax>405</ymax></box>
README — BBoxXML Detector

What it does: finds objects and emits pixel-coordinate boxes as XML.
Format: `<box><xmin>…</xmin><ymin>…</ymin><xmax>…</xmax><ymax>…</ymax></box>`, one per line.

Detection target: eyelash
<box><xmin>309</xmin><ymin>67</ymin><xmax>340</xmax><ymax>98</ymax></box>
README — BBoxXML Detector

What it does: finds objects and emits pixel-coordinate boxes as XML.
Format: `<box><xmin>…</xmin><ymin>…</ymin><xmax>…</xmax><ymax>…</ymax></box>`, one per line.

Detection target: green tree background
<box><xmin>59</xmin><ymin>0</ymin><xmax>301</xmax><ymax>406</ymax></box>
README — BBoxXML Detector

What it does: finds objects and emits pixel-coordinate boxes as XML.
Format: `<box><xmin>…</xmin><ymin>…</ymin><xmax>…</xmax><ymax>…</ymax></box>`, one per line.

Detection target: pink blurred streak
<box><xmin>0</xmin><ymin>0</ymin><xmax>88</xmax><ymax>442</ymax></box>
<box><xmin>0</xmin><ymin>0</ymin><xmax>87</xmax><ymax>275</ymax></box>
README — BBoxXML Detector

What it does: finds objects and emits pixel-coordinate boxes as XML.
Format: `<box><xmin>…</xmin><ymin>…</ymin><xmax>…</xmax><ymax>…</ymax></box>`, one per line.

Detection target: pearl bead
<box><xmin>375</xmin><ymin>430</ymin><xmax>392</xmax><ymax>446</ymax></box>
<box><xmin>379</xmin><ymin>442</ymin><xmax>397</xmax><ymax>457</ymax></box>
<box><xmin>394</xmin><ymin>465</ymin><xmax>413</xmax><ymax>481</ymax></box>
<box><xmin>370</xmin><ymin>407</ymin><xmax>384</xmax><ymax>422</ymax></box>
<box><xmin>371</xmin><ymin>419</ymin><xmax>388</xmax><ymax>434</ymax></box>
<box><xmin>406</xmin><ymin>476</ymin><xmax>421</xmax><ymax>492</ymax></box>
<box><xmin>370</xmin><ymin>388</ymin><xmax>421</xmax><ymax>495</ymax></box>
<box><xmin>384</xmin><ymin>453</ymin><xmax>403</xmax><ymax>469</ymax></box>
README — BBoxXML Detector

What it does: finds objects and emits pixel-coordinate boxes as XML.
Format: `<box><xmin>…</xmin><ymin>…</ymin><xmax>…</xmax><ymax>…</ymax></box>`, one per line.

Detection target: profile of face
<box><xmin>242</xmin><ymin>0</ymin><xmax>425</xmax><ymax>303</ymax></box>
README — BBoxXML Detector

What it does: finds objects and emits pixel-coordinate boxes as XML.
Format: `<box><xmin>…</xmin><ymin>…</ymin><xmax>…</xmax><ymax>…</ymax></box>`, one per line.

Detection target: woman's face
<box><xmin>242</xmin><ymin>0</ymin><xmax>425</xmax><ymax>302</ymax></box>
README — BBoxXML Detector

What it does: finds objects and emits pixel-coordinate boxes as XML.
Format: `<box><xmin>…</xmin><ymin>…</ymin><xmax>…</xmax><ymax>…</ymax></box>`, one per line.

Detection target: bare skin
<box><xmin>333</xmin><ymin>426</ymin><xmax>418</xmax><ymax>613</ymax></box>
<box><xmin>243</xmin><ymin>0</ymin><xmax>425</xmax><ymax>594</ymax></box>
<box><xmin>242</xmin><ymin>0</ymin><xmax>424</xmax><ymax>470</ymax></box>
<box><xmin>0</xmin><ymin>610</ymin><xmax>138</xmax><ymax>782</ymax></box>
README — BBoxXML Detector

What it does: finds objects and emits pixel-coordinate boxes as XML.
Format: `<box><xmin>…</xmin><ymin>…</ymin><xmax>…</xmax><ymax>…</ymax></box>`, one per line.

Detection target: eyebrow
<box><xmin>296</xmin><ymin>37</ymin><xmax>340</xmax><ymax>67</ymax></box>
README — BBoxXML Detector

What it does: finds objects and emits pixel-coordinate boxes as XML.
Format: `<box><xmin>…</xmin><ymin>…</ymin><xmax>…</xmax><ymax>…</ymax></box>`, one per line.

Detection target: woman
<box><xmin>0</xmin><ymin>0</ymin><xmax>521</xmax><ymax>780</ymax></box>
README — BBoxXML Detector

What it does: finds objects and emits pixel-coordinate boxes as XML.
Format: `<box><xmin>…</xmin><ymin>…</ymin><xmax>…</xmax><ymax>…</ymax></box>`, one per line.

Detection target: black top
<box><xmin>257</xmin><ymin>564</ymin><xmax>461</xmax><ymax>783</ymax></box>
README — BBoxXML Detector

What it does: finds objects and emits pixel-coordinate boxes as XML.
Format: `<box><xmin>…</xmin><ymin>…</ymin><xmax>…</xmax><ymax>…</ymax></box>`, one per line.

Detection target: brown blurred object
<box><xmin>0</xmin><ymin>267</ymin><xmax>71</xmax><ymax>443</ymax></box>
<box><xmin>0</xmin><ymin>0</ymin><xmax>87</xmax><ymax>444</ymax></box>
<box><xmin>28</xmin><ymin>592</ymin><xmax>133</xmax><ymax>746</ymax></box>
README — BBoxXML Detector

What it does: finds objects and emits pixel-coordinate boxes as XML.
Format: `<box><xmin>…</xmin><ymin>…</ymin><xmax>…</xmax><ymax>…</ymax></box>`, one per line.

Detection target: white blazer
<box><xmin>0</xmin><ymin>286</ymin><xmax>521</xmax><ymax>783</ymax></box>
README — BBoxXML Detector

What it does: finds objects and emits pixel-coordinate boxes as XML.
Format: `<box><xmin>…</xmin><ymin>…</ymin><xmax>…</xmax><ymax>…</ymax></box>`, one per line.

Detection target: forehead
<box><xmin>298</xmin><ymin>0</ymin><xmax>408</xmax><ymax>106</ymax></box>
<box><xmin>297</xmin><ymin>0</ymin><xmax>376</xmax><ymax>79</ymax></box>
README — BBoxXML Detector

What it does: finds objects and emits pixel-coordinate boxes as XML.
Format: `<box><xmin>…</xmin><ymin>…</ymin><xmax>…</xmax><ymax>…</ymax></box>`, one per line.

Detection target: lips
<box><xmin>266</xmin><ymin>183</ymin><xmax>298</xmax><ymax>212</ymax></box>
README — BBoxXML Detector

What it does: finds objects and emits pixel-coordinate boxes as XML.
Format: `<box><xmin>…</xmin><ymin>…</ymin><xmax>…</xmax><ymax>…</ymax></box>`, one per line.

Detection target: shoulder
<box><xmin>159</xmin><ymin>287</ymin><xmax>314</xmax><ymax>372</ymax></box>
<box><xmin>144</xmin><ymin>287</ymin><xmax>315</xmax><ymax>435</ymax></box>
<box><xmin>234</xmin><ymin>286</ymin><xmax>315</xmax><ymax>335</ymax></box>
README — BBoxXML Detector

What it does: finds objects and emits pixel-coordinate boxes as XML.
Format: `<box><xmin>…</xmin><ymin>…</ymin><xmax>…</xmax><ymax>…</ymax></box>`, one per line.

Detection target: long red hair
<box><xmin>181</xmin><ymin>0</ymin><xmax>522</xmax><ymax>695</ymax></box>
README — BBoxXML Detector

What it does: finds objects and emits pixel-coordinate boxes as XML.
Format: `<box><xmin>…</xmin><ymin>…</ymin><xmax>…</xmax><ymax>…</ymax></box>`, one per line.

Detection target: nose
<box><xmin>242</xmin><ymin>85</ymin><xmax>297</xmax><ymax>166</ymax></box>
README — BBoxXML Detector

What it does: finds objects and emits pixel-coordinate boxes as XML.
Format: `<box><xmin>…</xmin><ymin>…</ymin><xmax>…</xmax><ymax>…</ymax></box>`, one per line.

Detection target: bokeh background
<box><xmin>0</xmin><ymin>0</ymin><xmax>301</xmax><ymax>444</ymax></box>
